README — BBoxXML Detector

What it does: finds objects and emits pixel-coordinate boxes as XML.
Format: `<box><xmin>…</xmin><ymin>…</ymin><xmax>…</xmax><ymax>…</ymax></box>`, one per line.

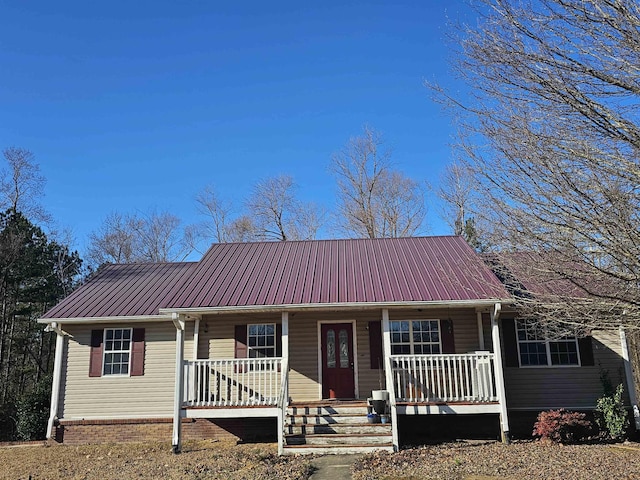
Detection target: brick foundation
<box><xmin>55</xmin><ymin>417</ymin><xmax>277</xmax><ymax>445</ymax></box>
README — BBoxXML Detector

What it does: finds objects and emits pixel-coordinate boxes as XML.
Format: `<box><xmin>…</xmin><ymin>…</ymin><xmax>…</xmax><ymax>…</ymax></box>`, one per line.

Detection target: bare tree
<box><xmin>87</xmin><ymin>210</ymin><xmax>192</xmax><ymax>267</ymax></box>
<box><xmin>438</xmin><ymin>0</ymin><xmax>640</xmax><ymax>331</ymax></box>
<box><xmin>247</xmin><ymin>175</ymin><xmax>322</xmax><ymax>241</ymax></box>
<box><xmin>133</xmin><ymin>210</ymin><xmax>189</xmax><ymax>262</ymax></box>
<box><xmin>86</xmin><ymin>212</ymin><xmax>138</xmax><ymax>266</ymax></box>
<box><xmin>437</xmin><ymin>160</ymin><xmax>485</xmax><ymax>250</ymax></box>
<box><xmin>0</xmin><ymin>147</ymin><xmax>50</xmax><ymax>223</ymax></box>
<box><xmin>195</xmin><ymin>185</ymin><xmax>234</xmax><ymax>243</ymax></box>
<box><xmin>331</xmin><ymin>127</ymin><xmax>427</xmax><ymax>238</ymax></box>
<box><xmin>226</xmin><ymin>216</ymin><xmax>260</xmax><ymax>243</ymax></box>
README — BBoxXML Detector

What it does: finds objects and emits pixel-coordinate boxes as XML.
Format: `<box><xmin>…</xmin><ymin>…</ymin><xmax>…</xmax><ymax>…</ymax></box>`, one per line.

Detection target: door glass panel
<box><xmin>327</xmin><ymin>329</ymin><xmax>336</xmax><ymax>368</ymax></box>
<box><xmin>339</xmin><ymin>329</ymin><xmax>349</xmax><ymax>368</ymax></box>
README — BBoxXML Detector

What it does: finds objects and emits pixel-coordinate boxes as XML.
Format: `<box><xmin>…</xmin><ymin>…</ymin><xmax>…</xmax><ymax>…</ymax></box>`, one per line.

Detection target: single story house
<box><xmin>39</xmin><ymin>236</ymin><xmax>638</xmax><ymax>454</ymax></box>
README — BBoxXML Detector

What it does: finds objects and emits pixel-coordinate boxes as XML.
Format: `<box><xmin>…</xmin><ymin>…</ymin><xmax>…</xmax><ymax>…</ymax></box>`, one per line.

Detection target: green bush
<box><xmin>595</xmin><ymin>383</ymin><xmax>629</xmax><ymax>441</ymax></box>
<box><xmin>16</xmin><ymin>378</ymin><xmax>51</xmax><ymax>441</ymax></box>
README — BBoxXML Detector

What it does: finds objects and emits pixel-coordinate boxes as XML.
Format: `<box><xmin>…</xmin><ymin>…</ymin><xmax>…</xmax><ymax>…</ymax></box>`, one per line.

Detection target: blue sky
<box><xmin>0</xmin><ymin>1</ymin><xmax>473</xmax><ymax>258</ymax></box>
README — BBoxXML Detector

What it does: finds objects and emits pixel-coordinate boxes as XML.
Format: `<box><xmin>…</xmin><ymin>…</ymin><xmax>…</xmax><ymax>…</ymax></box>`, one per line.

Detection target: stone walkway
<box><xmin>309</xmin><ymin>454</ymin><xmax>361</xmax><ymax>480</ymax></box>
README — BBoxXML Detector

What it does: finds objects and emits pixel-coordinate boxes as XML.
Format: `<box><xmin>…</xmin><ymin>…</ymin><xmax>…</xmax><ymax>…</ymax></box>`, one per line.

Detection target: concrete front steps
<box><xmin>282</xmin><ymin>401</ymin><xmax>394</xmax><ymax>455</ymax></box>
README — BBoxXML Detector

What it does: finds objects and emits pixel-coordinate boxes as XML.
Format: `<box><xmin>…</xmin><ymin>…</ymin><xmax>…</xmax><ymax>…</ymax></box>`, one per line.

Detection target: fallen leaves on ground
<box><xmin>351</xmin><ymin>440</ymin><xmax>640</xmax><ymax>480</ymax></box>
<box><xmin>0</xmin><ymin>440</ymin><xmax>314</xmax><ymax>480</ymax></box>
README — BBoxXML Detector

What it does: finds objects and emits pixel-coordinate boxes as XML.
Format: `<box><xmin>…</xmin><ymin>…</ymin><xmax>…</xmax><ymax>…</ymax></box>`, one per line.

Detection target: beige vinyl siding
<box><xmin>356</xmin><ymin>318</ymin><xmax>382</xmax><ymax>398</ymax></box>
<box><xmin>59</xmin><ymin>321</ymin><xmax>187</xmax><ymax>420</ymax></box>
<box><xmin>504</xmin><ymin>330</ymin><xmax>628</xmax><ymax>410</ymax></box>
<box><xmin>288</xmin><ymin>315</ymin><xmax>321</xmax><ymax>401</ymax></box>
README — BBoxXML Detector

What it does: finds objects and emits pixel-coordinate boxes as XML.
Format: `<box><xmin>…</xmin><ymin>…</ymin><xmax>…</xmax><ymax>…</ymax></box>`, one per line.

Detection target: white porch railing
<box><xmin>390</xmin><ymin>352</ymin><xmax>497</xmax><ymax>403</ymax></box>
<box><xmin>183</xmin><ymin>358</ymin><xmax>283</xmax><ymax>407</ymax></box>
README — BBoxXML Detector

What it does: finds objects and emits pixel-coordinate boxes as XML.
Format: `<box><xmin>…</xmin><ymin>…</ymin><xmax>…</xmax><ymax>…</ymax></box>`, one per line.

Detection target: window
<box><xmin>390</xmin><ymin>320</ymin><xmax>441</xmax><ymax>354</ymax></box>
<box><xmin>89</xmin><ymin>328</ymin><xmax>144</xmax><ymax>377</ymax></box>
<box><xmin>247</xmin><ymin>324</ymin><xmax>276</xmax><ymax>358</ymax></box>
<box><xmin>516</xmin><ymin>319</ymin><xmax>579</xmax><ymax>366</ymax></box>
<box><xmin>103</xmin><ymin>328</ymin><xmax>132</xmax><ymax>375</ymax></box>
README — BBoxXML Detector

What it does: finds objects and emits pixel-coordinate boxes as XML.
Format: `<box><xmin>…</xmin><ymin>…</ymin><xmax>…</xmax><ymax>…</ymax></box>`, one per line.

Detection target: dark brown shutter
<box><xmin>369</xmin><ymin>321</ymin><xmax>383</xmax><ymax>369</ymax></box>
<box><xmin>130</xmin><ymin>328</ymin><xmax>145</xmax><ymax>376</ymax></box>
<box><xmin>235</xmin><ymin>325</ymin><xmax>247</xmax><ymax>358</ymax></box>
<box><xmin>276</xmin><ymin>323</ymin><xmax>282</xmax><ymax>357</ymax></box>
<box><xmin>502</xmin><ymin>318</ymin><xmax>519</xmax><ymax>367</ymax></box>
<box><xmin>440</xmin><ymin>319</ymin><xmax>456</xmax><ymax>354</ymax></box>
<box><xmin>578</xmin><ymin>336</ymin><xmax>595</xmax><ymax>366</ymax></box>
<box><xmin>89</xmin><ymin>329</ymin><xmax>104</xmax><ymax>377</ymax></box>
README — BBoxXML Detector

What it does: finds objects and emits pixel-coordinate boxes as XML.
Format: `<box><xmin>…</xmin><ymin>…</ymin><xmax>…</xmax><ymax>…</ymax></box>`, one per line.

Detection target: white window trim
<box><xmin>102</xmin><ymin>327</ymin><xmax>133</xmax><ymax>377</ymax></box>
<box><xmin>390</xmin><ymin>319</ymin><xmax>442</xmax><ymax>355</ymax></box>
<box><xmin>247</xmin><ymin>323</ymin><xmax>277</xmax><ymax>358</ymax></box>
<box><xmin>516</xmin><ymin>320</ymin><xmax>581</xmax><ymax>368</ymax></box>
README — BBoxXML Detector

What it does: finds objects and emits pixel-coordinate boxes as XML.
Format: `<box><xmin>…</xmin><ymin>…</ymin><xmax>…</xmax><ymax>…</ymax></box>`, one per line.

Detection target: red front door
<box><xmin>321</xmin><ymin>323</ymin><xmax>355</xmax><ymax>399</ymax></box>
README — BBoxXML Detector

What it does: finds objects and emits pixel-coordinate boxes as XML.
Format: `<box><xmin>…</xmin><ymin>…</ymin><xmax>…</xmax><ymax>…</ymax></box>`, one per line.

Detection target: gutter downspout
<box><xmin>46</xmin><ymin>322</ymin><xmax>65</xmax><ymax>441</ymax></box>
<box><xmin>172</xmin><ymin>313</ymin><xmax>186</xmax><ymax>454</ymax></box>
<box><xmin>490</xmin><ymin>303</ymin><xmax>510</xmax><ymax>444</ymax></box>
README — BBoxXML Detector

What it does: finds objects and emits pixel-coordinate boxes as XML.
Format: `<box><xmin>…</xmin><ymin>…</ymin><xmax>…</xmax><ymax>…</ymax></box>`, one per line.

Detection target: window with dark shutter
<box><xmin>89</xmin><ymin>327</ymin><xmax>145</xmax><ymax>377</ymax></box>
<box><xmin>130</xmin><ymin>328</ymin><xmax>145</xmax><ymax>376</ymax></box>
<box><xmin>368</xmin><ymin>321</ymin><xmax>382</xmax><ymax>369</ymax></box>
<box><xmin>89</xmin><ymin>329</ymin><xmax>104</xmax><ymax>377</ymax></box>
<box><xmin>502</xmin><ymin>318</ymin><xmax>520</xmax><ymax>367</ymax></box>
<box><xmin>440</xmin><ymin>319</ymin><xmax>456</xmax><ymax>354</ymax></box>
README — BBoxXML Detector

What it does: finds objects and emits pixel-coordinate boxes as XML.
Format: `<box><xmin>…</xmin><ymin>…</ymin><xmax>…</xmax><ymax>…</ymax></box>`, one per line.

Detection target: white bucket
<box><xmin>372</xmin><ymin>390</ymin><xmax>389</xmax><ymax>401</ymax></box>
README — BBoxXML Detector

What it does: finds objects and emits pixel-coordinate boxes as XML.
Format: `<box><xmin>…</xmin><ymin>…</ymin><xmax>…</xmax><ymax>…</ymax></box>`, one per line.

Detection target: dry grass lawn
<box><xmin>0</xmin><ymin>440</ymin><xmax>313</xmax><ymax>480</ymax></box>
<box><xmin>351</xmin><ymin>440</ymin><xmax>640</xmax><ymax>480</ymax></box>
<box><xmin>2</xmin><ymin>439</ymin><xmax>639</xmax><ymax>480</ymax></box>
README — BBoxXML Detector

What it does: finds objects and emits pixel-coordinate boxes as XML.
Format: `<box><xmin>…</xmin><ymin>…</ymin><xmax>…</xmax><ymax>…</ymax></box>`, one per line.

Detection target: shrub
<box><xmin>595</xmin><ymin>383</ymin><xmax>629</xmax><ymax>441</ymax></box>
<box><xmin>532</xmin><ymin>409</ymin><xmax>591</xmax><ymax>443</ymax></box>
<box><xmin>16</xmin><ymin>378</ymin><xmax>51</xmax><ymax>441</ymax></box>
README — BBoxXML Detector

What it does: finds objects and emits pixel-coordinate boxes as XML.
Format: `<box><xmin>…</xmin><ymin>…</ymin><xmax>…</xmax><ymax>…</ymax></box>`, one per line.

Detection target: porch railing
<box><xmin>183</xmin><ymin>358</ymin><xmax>283</xmax><ymax>407</ymax></box>
<box><xmin>390</xmin><ymin>352</ymin><xmax>497</xmax><ymax>403</ymax></box>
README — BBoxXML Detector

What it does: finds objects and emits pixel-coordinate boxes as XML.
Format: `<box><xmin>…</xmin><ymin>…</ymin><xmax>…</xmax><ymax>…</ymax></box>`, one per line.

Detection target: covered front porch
<box><xmin>170</xmin><ymin>304</ymin><xmax>510</xmax><ymax>453</ymax></box>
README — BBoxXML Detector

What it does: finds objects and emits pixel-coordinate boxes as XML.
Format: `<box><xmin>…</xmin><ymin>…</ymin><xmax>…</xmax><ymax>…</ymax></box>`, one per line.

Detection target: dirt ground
<box><xmin>2</xmin><ymin>439</ymin><xmax>639</xmax><ymax>480</ymax></box>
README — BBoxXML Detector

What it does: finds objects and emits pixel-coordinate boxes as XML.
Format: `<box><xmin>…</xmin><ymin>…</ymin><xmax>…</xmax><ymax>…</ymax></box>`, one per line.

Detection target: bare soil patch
<box><xmin>351</xmin><ymin>440</ymin><xmax>640</xmax><ymax>480</ymax></box>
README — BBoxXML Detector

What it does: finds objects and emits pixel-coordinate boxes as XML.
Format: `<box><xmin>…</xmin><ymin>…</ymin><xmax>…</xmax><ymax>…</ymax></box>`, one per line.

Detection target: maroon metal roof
<box><xmin>171</xmin><ymin>236</ymin><xmax>509</xmax><ymax>308</ymax></box>
<box><xmin>42</xmin><ymin>262</ymin><xmax>197</xmax><ymax>319</ymax></box>
<box><xmin>42</xmin><ymin>236</ymin><xmax>510</xmax><ymax>320</ymax></box>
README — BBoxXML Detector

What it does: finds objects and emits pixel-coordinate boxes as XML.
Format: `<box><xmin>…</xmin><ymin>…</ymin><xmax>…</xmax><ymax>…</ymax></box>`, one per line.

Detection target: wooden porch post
<box><xmin>619</xmin><ymin>328</ymin><xmax>640</xmax><ymax>430</ymax></box>
<box><xmin>477</xmin><ymin>312</ymin><xmax>485</xmax><ymax>350</ymax></box>
<box><xmin>382</xmin><ymin>308</ymin><xmax>399</xmax><ymax>451</ymax></box>
<box><xmin>490</xmin><ymin>303</ymin><xmax>510</xmax><ymax>444</ymax></box>
<box><xmin>278</xmin><ymin>312</ymin><xmax>289</xmax><ymax>455</ymax></box>
<box><xmin>193</xmin><ymin>318</ymin><xmax>200</xmax><ymax>361</ymax></box>
<box><xmin>172</xmin><ymin>313</ymin><xmax>186</xmax><ymax>454</ymax></box>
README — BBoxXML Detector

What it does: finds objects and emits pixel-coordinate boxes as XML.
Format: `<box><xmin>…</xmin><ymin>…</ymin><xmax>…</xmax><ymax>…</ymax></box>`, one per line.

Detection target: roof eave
<box><xmin>160</xmin><ymin>299</ymin><xmax>514</xmax><ymax>316</ymax></box>
<box><xmin>37</xmin><ymin>314</ymin><xmax>174</xmax><ymax>325</ymax></box>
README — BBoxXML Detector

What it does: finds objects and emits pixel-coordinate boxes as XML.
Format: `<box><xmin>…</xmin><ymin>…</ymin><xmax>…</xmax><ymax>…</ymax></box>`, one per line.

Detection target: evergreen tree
<box><xmin>0</xmin><ymin>210</ymin><xmax>81</xmax><ymax>440</ymax></box>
